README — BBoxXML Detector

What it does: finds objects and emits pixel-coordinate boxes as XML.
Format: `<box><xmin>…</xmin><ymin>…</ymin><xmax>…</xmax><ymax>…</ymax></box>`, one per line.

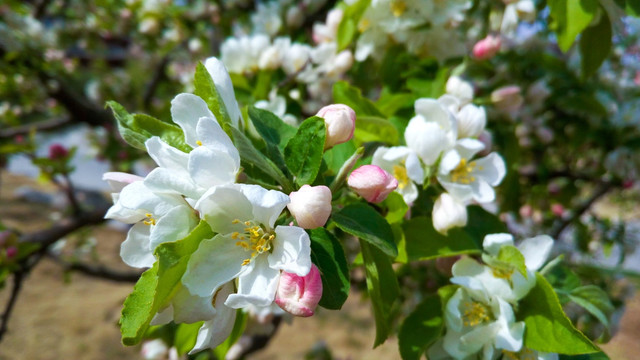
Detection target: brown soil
<box><xmin>0</xmin><ymin>172</ymin><xmax>637</xmax><ymax>360</ymax></box>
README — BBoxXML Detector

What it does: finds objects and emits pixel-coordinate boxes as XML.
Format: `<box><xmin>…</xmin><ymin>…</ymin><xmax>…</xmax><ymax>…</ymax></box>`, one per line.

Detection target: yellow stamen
<box><xmin>502</xmin><ymin>348</ymin><xmax>537</xmax><ymax>360</ymax></box>
<box><xmin>143</xmin><ymin>213</ymin><xmax>156</xmax><ymax>226</ymax></box>
<box><xmin>450</xmin><ymin>158</ymin><xmax>477</xmax><ymax>184</ymax></box>
<box><xmin>196</xmin><ymin>140</ymin><xmax>203</xmax><ymax>146</ymax></box>
<box><xmin>462</xmin><ymin>301</ymin><xmax>490</xmax><ymax>327</ymax></box>
<box><xmin>393</xmin><ymin>164</ymin><xmax>410</xmax><ymax>190</ymax></box>
<box><xmin>358</xmin><ymin>18</ymin><xmax>370</xmax><ymax>32</ymax></box>
<box><xmin>390</xmin><ymin>0</ymin><xmax>407</xmax><ymax>17</ymax></box>
<box><xmin>232</xmin><ymin>219</ymin><xmax>275</xmax><ymax>266</ymax></box>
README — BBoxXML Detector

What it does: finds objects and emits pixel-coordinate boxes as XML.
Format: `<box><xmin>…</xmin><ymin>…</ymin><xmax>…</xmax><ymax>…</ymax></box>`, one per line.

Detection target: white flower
<box><xmin>405</xmin><ymin>98</ymin><xmax>457</xmax><ymax>166</ymax></box>
<box><xmin>251</xmin><ymin>1</ymin><xmax>283</xmax><ymax>37</ymax></box>
<box><xmin>189</xmin><ymin>282</ymin><xmax>237</xmax><ymax>354</ymax></box>
<box><xmin>312</xmin><ymin>9</ymin><xmax>343</xmax><ymax>43</ymax></box>
<box><xmin>432</xmin><ymin>193</ymin><xmax>468</xmax><ymax>234</ymax></box>
<box><xmin>105</xmin><ymin>180</ymin><xmax>198</xmax><ymax>268</ymax></box>
<box><xmin>258</xmin><ymin>37</ymin><xmax>290</xmax><ymax>70</ymax></box>
<box><xmin>372</xmin><ymin>146</ymin><xmax>424</xmax><ymax>204</ymax></box>
<box><xmin>282</xmin><ymin>43</ymin><xmax>312</xmax><ymax>75</ymax></box>
<box><xmin>446</xmin><ymin>76</ymin><xmax>474</xmax><ymax>106</ymax></box>
<box><xmin>183</xmin><ymin>184</ymin><xmax>312</xmax><ymax>308</ymax></box>
<box><xmin>442</xmin><ymin>287</ymin><xmax>525</xmax><ymax>359</ymax></box>
<box><xmin>143</xmin><ymin>94</ymin><xmax>240</xmax><ymax>201</ymax></box>
<box><xmin>456</xmin><ymin>104</ymin><xmax>487</xmax><ymax>139</ymax></box>
<box><xmin>437</xmin><ymin>139</ymin><xmax>506</xmax><ymax>203</ymax></box>
<box><xmin>221</xmin><ymin>34</ymin><xmax>270</xmax><ymax>74</ymax></box>
<box><xmin>451</xmin><ymin>233</ymin><xmax>554</xmax><ymax>303</ymax></box>
<box><xmin>254</xmin><ymin>89</ymin><xmax>298</xmax><ymax>126</ymax></box>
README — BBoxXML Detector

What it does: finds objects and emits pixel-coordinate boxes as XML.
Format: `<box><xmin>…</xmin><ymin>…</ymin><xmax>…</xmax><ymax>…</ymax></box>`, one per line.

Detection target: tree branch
<box><xmin>46</xmin><ymin>253</ymin><xmax>142</xmax><ymax>283</ymax></box>
<box><xmin>0</xmin><ymin>116</ymin><xmax>71</xmax><ymax>140</ymax></box>
<box><xmin>0</xmin><ymin>272</ymin><xmax>24</xmax><ymax>342</ymax></box>
<box><xmin>143</xmin><ymin>54</ymin><xmax>170</xmax><ymax>110</ymax></box>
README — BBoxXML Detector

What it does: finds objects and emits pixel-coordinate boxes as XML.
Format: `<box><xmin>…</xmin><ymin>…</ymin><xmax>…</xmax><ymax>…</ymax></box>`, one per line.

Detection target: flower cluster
<box><xmin>429</xmin><ymin>233</ymin><xmax>557</xmax><ymax>360</ymax></box>
<box><xmin>370</xmin><ymin>77</ymin><xmax>506</xmax><ymax>234</ymax></box>
<box><xmin>104</xmin><ymin>57</ymin><xmax>330</xmax><ymax>353</ymax></box>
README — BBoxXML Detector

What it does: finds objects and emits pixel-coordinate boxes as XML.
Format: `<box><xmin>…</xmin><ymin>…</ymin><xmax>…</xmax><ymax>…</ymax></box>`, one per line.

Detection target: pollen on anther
<box><xmin>196</xmin><ymin>140</ymin><xmax>203</xmax><ymax>146</ymax></box>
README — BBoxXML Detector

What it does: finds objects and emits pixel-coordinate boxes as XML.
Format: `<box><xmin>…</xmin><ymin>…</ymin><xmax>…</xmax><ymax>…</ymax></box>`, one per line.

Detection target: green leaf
<box><xmin>376</xmin><ymin>92</ymin><xmax>416</xmax><ymax>117</ymax></box>
<box><xmin>332</xmin><ymin>203</ymin><xmax>398</xmax><ymax>257</ymax></box>
<box><xmin>567</xmin><ymin>285</ymin><xmax>614</xmax><ymax>329</ymax></box>
<box><xmin>284</xmin><ymin>116</ymin><xmax>326</xmax><ymax>187</ymax></box>
<box><xmin>360</xmin><ymin>240</ymin><xmax>400</xmax><ymax>347</ymax></box>
<box><xmin>336</xmin><ymin>18</ymin><xmax>356</xmax><ymax>51</ymax></box>
<box><xmin>518</xmin><ymin>273</ymin><xmax>600</xmax><ymax>354</ymax></box>
<box><xmin>548</xmin><ymin>0</ymin><xmax>599</xmax><ymax>52</ymax></box>
<box><xmin>496</xmin><ymin>245</ymin><xmax>528</xmax><ymax>278</ymax></box>
<box><xmin>174</xmin><ymin>322</ymin><xmax>203</xmax><ymax>356</ymax></box>
<box><xmin>120</xmin><ymin>264</ymin><xmax>158</xmax><ymax>346</ymax></box>
<box><xmin>353</xmin><ymin>116</ymin><xmax>399</xmax><ymax>146</ymax></box>
<box><xmin>120</xmin><ymin>221</ymin><xmax>214</xmax><ymax>346</ymax></box>
<box><xmin>382</xmin><ymin>192</ymin><xmax>408</xmax><ymax>224</ymax></box>
<box><xmin>579</xmin><ymin>10</ymin><xmax>612</xmax><ymax>79</ymax></box>
<box><xmin>398</xmin><ymin>295</ymin><xmax>444</xmax><ymax>360</ymax></box>
<box><xmin>106</xmin><ymin>101</ymin><xmax>191</xmax><ymax>153</ymax></box>
<box><xmin>559</xmin><ymin>352</ymin><xmax>610</xmax><ymax>360</ymax></box>
<box><xmin>230</xmin><ymin>126</ymin><xmax>293</xmax><ymax>192</ymax></box>
<box><xmin>332</xmin><ymin>81</ymin><xmax>385</xmax><ymax>117</ymax></box>
<box><xmin>248</xmin><ymin>106</ymin><xmax>296</xmax><ymax>149</ymax></box>
<box><xmin>627</xmin><ymin>0</ymin><xmax>640</xmax><ymax>16</ymax></box>
<box><xmin>193</xmin><ymin>62</ymin><xmax>232</xmax><ymax>130</ymax></box>
<box><xmin>154</xmin><ymin>221</ymin><xmax>214</xmax><ymax>312</ymax></box>
<box><xmin>403</xmin><ymin>217</ymin><xmax>480</xmax><ymax>261</ymax></box>
<box><xmin>132</xmin><ymin>114</ymin><xmax>191</xmax><ymax>153</ymax></box>
<box><xmin>323</xmin><ymin>140</ymin><xmax>357</xmax><ymax>175</ymax></box>
<box><xmin>309</xmin><ymin>228</ymin><xmax>350</xmax><ymax>310</ymax></box>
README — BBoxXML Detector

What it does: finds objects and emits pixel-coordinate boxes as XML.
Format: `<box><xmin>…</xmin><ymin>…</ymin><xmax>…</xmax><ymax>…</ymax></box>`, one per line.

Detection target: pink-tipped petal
<box><xmin>347</xmin><ymin>165</ymin><xmax>398</xmax><ymax>203</ymax></box>
<box><xmin>275</xmin><ymin>264</ymin><xmax>323</xmax><ymax>317</ymax></box>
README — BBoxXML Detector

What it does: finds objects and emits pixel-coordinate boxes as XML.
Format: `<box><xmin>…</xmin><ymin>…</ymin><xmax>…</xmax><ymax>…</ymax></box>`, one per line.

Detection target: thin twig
<box><xmin>46</xmin><ymin>253</ymin><xmax>142</xmax><ymax>283</ymax></box>
<box><xmin>0</xmin><ymin>272</ymin><xmax>24</xmax><ymax>342</ymax></box>
<box><xmin>142</xmin><ymin>54</ymin><xmax>170</xmax><ymax>110</ymax></box>
<box><xmin>0</xmin><ymin>116</ymin><xmax>71</xmax><ymax>140</ymax></box>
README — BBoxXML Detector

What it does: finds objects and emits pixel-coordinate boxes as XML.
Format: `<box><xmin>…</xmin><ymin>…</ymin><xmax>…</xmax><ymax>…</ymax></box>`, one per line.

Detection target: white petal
<box><xmin>102</xmin><ymin>172</ymin><xmax>143</xmax><ymax>192</ymax></box>
<box><xmin>473</xmin><ymin>153</ymin><xmax>506</xmax><ymax>186</ymax></box>
<box><xmin>149</xmin><ymin>205</ymin><xmax>198</xmax><ymax>250</ymax></box>
<box><xmin>120</xmin><ymin>223</ymin><xmax>154</xmax><ymax>268</ymax></box>
<box><xmin>238</xmin><ymin>185</ymin><xmax>290</xmax><ymax>228</ymax></box>
<box><xmin>398</xmin><ymin>182</ymin><xmax>419</xmax><ymax>205</ymax></box>
<box><xmin>455</xmin><ymin>138</ymin><xmax>485</xmax><ymax>160</ymax></box>
<box><xmin>438</xmin><ymin>178</ymin><xmax>474</xmax><ymax>203</ymax></box>
<box><xmin>470</xmin><ymin>178</ymin><xmax>496</xmax><ymax>203</ymax></box>
<box><xmin>204</xmin><ymin>57</ymin><xmax>242</xmax><ymax>128</ymax></box>
<box><xmin>444</xmin><ymin>288</ymin><xmax>465</xmax><ymax>332</ymax></box>
<box><xmin>144</xmin><ymin>167</ymin><xmax>202</xmax><ymax>201</ymax></box>
<box><xmin>105</xmin><ymin>199</ymin><xmax>145</xmax><ymax>223</ymax></box>
<box><xmin>225</xmin><ymin>256</ymin><xmax>280</xmax><ymax>308</ymax></box>
<box><xmin>269</xmin><ymin>225</ymin><xmax>312</xmax><ymax>276</ymax></box>
<box><xmin>188</xmin><ymin>146</ymin><xmax>239</xmax><ymax>189</ymax></box>
<box><xmin>414</xmin><ymin>98</ymin><xmax>451</xmax><ymax>131</ymax></box>
<box><xmin>519</xmin><ymin>235</ymin><xmax>554</xmax><ymax>271</ymax></box>
<box><xmin>183</xmin><ymin>234</ymin><xmax>246</xmax><ymax>297</ymax></box>
<box><xmin>495</xmin><ymin>312</ymin><xmax>524</xmax><ymax>351</ymax></box>
<box><xmin>189</xmin><ymin>282</ymin><xmax>237</xmax><ymax>354</ymax></box>
<box><xmin>195</xmin><ymin>185</ymin><xmax>254</xmax><ymax>234</ymax></box>
<box><xmin>483</xmin><ymin>233</ymin><xmax>514</xmax><ymax>256</ymax></box>
<box><xmin>172</xmin><ymin>285</ymin><xmax>217</xmax><ymax>323</ymax></box>
<box><xmin>511</xmin><ymin>269</ymin><xmax>536</xmax><ymax>301</ymax></box>
<box><xmin>405</xmin><ymin>151</ymin><xmax>424</xmax><ymax>185</ymax></box>
<box><xmin>405</xmin><ymin>117</ymin><xmax>448</xmax><ymax>166</ymax></box>
<box><xmin>195</xmin><ymin>117</ymin><xmax>240</xmax><ymax>165</ymax></box>
<box><xmin>145</xmin><ymin>137</ymin><xmax>190</xmax><ymax>171</ymax></box>
<box><xmin>171</xmin><ymin>93</ymin><xmax>215</xmax><ymax>147</ymax></box>
<box><xmin>150</xmin><ymin>305</ymin><xmax>174</xmax><ymax>326</ymax></box>
<box><xmin>439</xmin><ymin>149</ymin><xmax>461</xmax><ymax>175</ymax></box>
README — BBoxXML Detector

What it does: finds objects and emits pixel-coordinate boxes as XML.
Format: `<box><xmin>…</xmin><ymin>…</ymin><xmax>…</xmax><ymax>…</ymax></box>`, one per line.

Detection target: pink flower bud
<box><xmin>5</xmin><ymin>246</ymin><xmax>17</xmax><ymax>259</ymax></box>
<box><xmin>623</xmin><ymin>180</ymin><xmax>634</xmax><ymax>189</ymax></box>
<box><xmin>347</xmin><ymin>165</ymin><xmax>398</xmax><ymax>203</ymax></box>
<box><xmin>491</xmin><ymin>85</ymin><xmax>523</xmax><ymax>113</ymax></box>
<box><xmin>316</xmin><ymin>104</ymin><xmax>356</xmax><ymax>149</ymax></box>
<box><xmin>287</xmin><ymin>185</ymin><xmax>332</xmax><ymax>229</ymax></box>
<box><xmin>48</xmin><ymin>143</ymin><xmax>68</xmax><ymax>160</ymax></box>
<box><xmin>472</xmin><ymin>35</ymin><xmax>501</xmax><ymax>60</ymax></box>
<box><xmin>276</xmin><ymin>264</ymin><xmax>323</xmax><ymax>317</ymax></box>
<box><xmin>551</xmin><ymin>203</ymin><xmax>564</xmax><ymax>217</ymax></box>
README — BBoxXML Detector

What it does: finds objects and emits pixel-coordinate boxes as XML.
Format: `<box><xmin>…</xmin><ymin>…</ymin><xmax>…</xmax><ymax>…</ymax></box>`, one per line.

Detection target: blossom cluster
<box><xmin>370</xmin><ymin>77</ymin><xmax>506</xmax><ymax>234</ymax></box>
<box><xmin>429</xmin><ymin>233</ymin><xmax>557</xmax><ymax>360</ymax></box>
<box><xmin>104</xmin><ymin>57</ymin><xmax>336</xmax><ymax>353</ymax></box>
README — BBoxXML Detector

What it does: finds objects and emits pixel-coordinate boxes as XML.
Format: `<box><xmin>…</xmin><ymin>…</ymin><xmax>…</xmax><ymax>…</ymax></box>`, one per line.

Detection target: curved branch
<box><xmin>46</xmin><ymin>253</ymin><xmax>142</xmax><ymax>283</ymax></box>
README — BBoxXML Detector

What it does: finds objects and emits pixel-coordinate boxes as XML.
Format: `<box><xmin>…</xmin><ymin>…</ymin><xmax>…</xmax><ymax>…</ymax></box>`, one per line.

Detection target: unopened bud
<box><xmin>491</xmin><ymin>85</ymin><xmax>523</xmax><ymax>113</ymax></box>
<box><xmin>347</xmin><ymin>165</ymin><xmax>398</xmax><ymax>203</ymax></box>
<box><xmin>287</xmin><ymin>185</ymin><xmax>332</xmax><ymax>229</ymax></box>
<box><xmin>551</xmin><ymin>203</ymin><xmax>564</xmax><ymax>217</ymax></box>
<box><xmin>48</xmin><ymin>143</ymin><xmax>69</xmax><ymax>160</ymax></box>
<box><xmin>316</xmin><ymin>104</ymin><xmax>356</xmax><ymax>149</ymax></box>
<box><xmin>472</xmin><ymin>35</ymin><xmax>502</xmax><ymax>60</ymax></box>
<box><xmin>276</xmin><ymin>264</ymin><xmax>323</xmax><ymax>317</ymax></box>
<box><xmin>6</xmin><ymin>246</ymin><xmax>17</xmax><ymax>259</ymax></box>
<box><xmin>432</xmin><ymin>193</ymin><xmax>468</xmax><ymax>235</ymax></box>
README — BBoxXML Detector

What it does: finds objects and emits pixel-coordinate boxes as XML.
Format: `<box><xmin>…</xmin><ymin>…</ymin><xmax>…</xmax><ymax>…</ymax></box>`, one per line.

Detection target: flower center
<box><xmin>196</xmin><ymin>140</ymin><xmax>203</xmax><ymax>146</ymax></box>
<box><xmin>450</xmin><ymin>158</ymin><xmax>477</xmax><ymax>184</ymax></box>
<box><xmin>492</xmin><ymin>264</ymin><xmax>515</xmax><ymax>280</ymax></box>
<box><xmin>358</xmin><ymin>18</ymin><xmax>370</xmax><ymax>32</ymax></box>
<box><xmin>390</xmin><ymin>0</ymin><xmax>407</xmax><ymax>17</ymax></box>
<box><xmin>231</xmin><ymin>219</ymin><xmax>274</xmax><ymax>266</ymax></box>
<box><xmin>143</xmin><ymin>213</ymin><xmax>156</xmax><ymax>226</ymax></box>
<box><xmin>461</xmin><ymin>301</ymin><xmax>491</xmax><ymax>327</ymax></box>
<box><xmin>393</xmin><ymin>164</ymin><xmax>410</xmax><ymax>189</ymax></box>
